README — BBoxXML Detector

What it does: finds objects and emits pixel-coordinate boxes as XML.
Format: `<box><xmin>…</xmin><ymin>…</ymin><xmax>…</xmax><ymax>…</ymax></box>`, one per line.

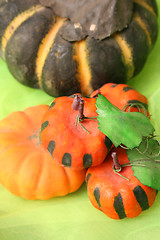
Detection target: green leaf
<box><xmin>127</xmin><ymin>138</ymin><xmax>160</xmax><ymax>190</ymax></box>
<box><xmin>96</xmin><ymin>94</ymin><xmax>155</xmax><ymax>149</ymax></box>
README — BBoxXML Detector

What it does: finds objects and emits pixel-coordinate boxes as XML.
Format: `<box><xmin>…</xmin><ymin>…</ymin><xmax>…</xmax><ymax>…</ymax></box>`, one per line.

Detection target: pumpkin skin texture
<box><xmin>90</xmin><ymin>83</ymin><xmax>149</xmax><ymax>115</ymax></box>
<box><xmin>0</xmin><ymin>0</ymin><xmax>158</xmax><ymax>97</ymax></box>
<box><xmin>86</xmin><ymin>148</ymin><xmax>157</xmax><ymax>219</ymax></box>
<box><xmin>40</xmin><ymin>96</ymin><xmax>112</xmax><ymax>170</ymax></box>
<box><xmin>0</xmin><ymin>105</ymin><xmax>86</xmax><ymax>200</ymax></box>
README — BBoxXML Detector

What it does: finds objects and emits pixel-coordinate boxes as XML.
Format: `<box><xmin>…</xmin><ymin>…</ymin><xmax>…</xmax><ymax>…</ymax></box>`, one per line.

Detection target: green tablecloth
<box><xmin>0</xmin><ymin>3</ymin><xmax>160</xmax><ymax>239</ymax></box>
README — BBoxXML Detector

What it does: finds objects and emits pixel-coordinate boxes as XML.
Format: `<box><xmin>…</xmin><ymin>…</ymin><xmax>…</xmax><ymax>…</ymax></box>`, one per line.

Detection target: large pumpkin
<box><xmin>0</xmin><ymin>0</ymin><xmax>158</xmax><ymax>97</ymax></box>
<box><xmin>0</xmin><ymin>105</ymin><xmax>86</xmax><ymax>199</ymax></box>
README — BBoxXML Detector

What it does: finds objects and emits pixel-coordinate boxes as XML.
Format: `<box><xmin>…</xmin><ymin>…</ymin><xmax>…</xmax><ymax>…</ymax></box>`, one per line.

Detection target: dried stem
<box><xmin>72</xmin><ymin>94</ymin><xmax>84</xmax><ymax>119</ymax></box>
<box><xmin>112</xmin><ymin>152</ymin><xmax>130</xmax><ymax>181</ymax></box>
<box><xmin>72</xmin><ymin>94</ymin><xmax>97</xmax><ymax>133</ymax></box>
<box><xmin>112</xmin><ymin>152</ymin><xmax>121</xmax><ymax>172</ymax></box>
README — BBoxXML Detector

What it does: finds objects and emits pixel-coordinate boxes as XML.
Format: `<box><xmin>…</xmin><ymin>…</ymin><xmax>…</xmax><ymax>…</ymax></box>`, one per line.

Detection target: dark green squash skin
<box><xmin>145</xmin><ymin>0</ymin><xmax>158</xmax><ymax>14</ymax></box>
<box><xmin>85</xmin><ymin>37</ymin><xmax>127</xmax><ymax>90</ymax></box>
<box><xmin>86</xmin><ymin>1</ymin><xmax>158</xmax><ymax>89</ymax></box>
<box><xmin>0</xmin><ymin>0</ymin><xmax>158</xmax><ymax>97</ymax></box>
<box><xmin>120</xmin><ymin>3</ymin><xmax>158</xmax><ymax>76</ymax></box>
<box><xmin>41</xmin><ymin>31</ymin><xmax>81</xmax><ymax>96</ymax></box>
<box><xmin>0</xmin><ymin>0</ymin><xmax>41</xmax><ymax>58</ymax></box>
<box><xmin>5</xmin><ymin>8</ymin><xmax>54</xmax><ymax>88</ymax></box>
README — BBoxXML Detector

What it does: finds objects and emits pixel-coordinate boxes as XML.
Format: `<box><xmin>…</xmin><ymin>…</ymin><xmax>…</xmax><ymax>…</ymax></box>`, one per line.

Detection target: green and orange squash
<box><xmin>0</xmin><ymin>0</ymin><xmax>158</xmax><ymax>97</ymax></box>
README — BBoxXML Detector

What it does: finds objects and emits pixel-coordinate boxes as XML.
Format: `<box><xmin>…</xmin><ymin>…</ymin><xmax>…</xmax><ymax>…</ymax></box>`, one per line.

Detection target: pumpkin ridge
<box><xmin>0</xmin><ymin>124</ymin><xmax>39</xmax><ymax>155</ymax></box>
<box><xmin>0</xmin><ymin>142</ymin><xmax>24</xmax><ymax>157</ymax></box>
<box><xmin>0</xmin><ymin>140</ymin><xmax>28</xmax><ymax>156</ymax></box>
<box><xmin>1</xmin><ymin>4</ymin><xmax>44</xmax><ymax>59</ymax></box>
<box><xmin>0</xmin><ymin>145</ymin><xmax>28</xmax><ymax>195</ymax></box>
<box><xmin>24</xmin><ymin>105</ymin><xmax>49</xmax><ymax>124</ymax></box>
<box><xmin>61</xmin><ymin>167</ymin><xmax>71</xmax><ymax>193</ymax></box>
<box><xmin>17</xmin><ymin>148</ymin><xmax>44</xmax><ymax>199</ymax></box>
<box><xmin>0</xmin><ymin>111</ymin><xmax>32</xmax><ymax>132</ymax></box>
<box><xmin>32</xmin><ymin>151</ymin><xmax>45</xmax><ymax>198</ymax></box>
<box><xmin>24</xmin><ymin>111</ymin><xmax>44</xmax><ymax>133</ymax></box>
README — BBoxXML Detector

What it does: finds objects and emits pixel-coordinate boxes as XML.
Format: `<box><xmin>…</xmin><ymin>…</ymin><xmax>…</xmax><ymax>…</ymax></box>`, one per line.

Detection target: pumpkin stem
<box><xmin>72</xmin><ymin>94</ymin><xmax>97</xmax><ymax>133</ymax></box>
<box><xmin>112</xmin><ymin>152</ymin><xmax>121</xmax><ymax>172</ymax></box>
<box><xmin>112</xmin><ymin>152</ymin><xmax>130</xmax><ymax>181</ymax></box>
<box><xmin>72</xmin><ymin>94</ymin><xmax>84</xmax><ymax>119</ymax></box>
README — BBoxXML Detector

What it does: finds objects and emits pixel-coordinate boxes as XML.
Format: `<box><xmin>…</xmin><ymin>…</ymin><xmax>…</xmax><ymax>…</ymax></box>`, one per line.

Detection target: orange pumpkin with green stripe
<box><xmin>0</xmin><ymin>0</ymin><xmax>158</xmax><ymax>97</ymax></box>
<box><xmin>40</xmin><ymin>95</ymin><xmax>112</xmax><ymax>170</ymax></box>
<box><xmin>86</xmin><ymin>147</ymin><xmax>157</xmax><ymax>219</ymax></box>
<box><xmin>91</xmin><ymin>83</ymin><xmax>149</xmax><ymax>116</ymax></box>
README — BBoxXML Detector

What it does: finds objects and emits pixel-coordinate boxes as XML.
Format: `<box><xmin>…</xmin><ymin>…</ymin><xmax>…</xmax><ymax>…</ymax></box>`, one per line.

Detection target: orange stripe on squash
<box><xmin>134</xmin><ymin>14</ymin><xmax>152</xmax><ymax>47</ymax></box>
<box><xmin>36</xmin><ymin>17</ymin><xmax>66</xmax><ymax>87</ymax></box>
<box><xmin>134</xmin><ymin>0</ymin><xmax>157</xmax><ymax>17</ymax></box>
<box><xmin>73</xmin><ymin>41</ymin><xmax>93</xmax><ymax>96</ymax></box>
<box><xmin>114</xmin><ymin>34</ymin><xmax>134</xmax><ymax>80</ymax></box>
<box><xmin>1</xmin><ymin>4</ymin><xmax>44</xmax><ymax>59</ymax></box>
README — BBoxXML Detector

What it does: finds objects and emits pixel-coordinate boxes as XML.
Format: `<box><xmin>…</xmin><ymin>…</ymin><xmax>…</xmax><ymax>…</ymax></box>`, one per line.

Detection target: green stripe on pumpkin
<box><xmin>94</xmin><ymin>187</ymin><xmax>101</xmax><ymax>208</ymax></box>
<box><xmin>133</xmin><ymin>185</ymin><xmax>149</xmax><ymax>211</ymax></box>
<box><xmin>113</xmin><ymin>193</ymin><xmax>126</xmax><ymax>219</ymax></box>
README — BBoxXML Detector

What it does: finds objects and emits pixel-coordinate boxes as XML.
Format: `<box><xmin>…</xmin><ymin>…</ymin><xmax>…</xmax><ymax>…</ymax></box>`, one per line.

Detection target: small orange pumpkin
<box><xmin>40</xmin><ymin>95</ymin><xmax>112</xmax><ymax>170</ymax></box>
<box><xmin>0</xmin><ymin>105</ymin><xmax>86</xmax><ymax>200</ymax></box>
<box><xmin>86</xmin><ymin>147</ymin><xmax>157</xmax><ymax>219</ymax></box>
<box><xmin>91</xmin><ymin>83</ymin><xmax>149</xmax><ymax>115</ymax></box>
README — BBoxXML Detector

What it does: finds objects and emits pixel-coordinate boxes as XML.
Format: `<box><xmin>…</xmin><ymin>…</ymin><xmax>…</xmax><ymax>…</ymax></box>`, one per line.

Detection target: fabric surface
<box><xmin>0</xmin><ymin>1</ymin><xmax>160</xmax><ymax>238</ymax></box>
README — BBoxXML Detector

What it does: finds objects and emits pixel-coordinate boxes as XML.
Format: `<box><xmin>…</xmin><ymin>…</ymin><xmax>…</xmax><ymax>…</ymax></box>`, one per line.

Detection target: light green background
<box><xmin>0</xmin><ymin>1</ymin><xmax>160</xmax><ymax>239</ymax></box>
